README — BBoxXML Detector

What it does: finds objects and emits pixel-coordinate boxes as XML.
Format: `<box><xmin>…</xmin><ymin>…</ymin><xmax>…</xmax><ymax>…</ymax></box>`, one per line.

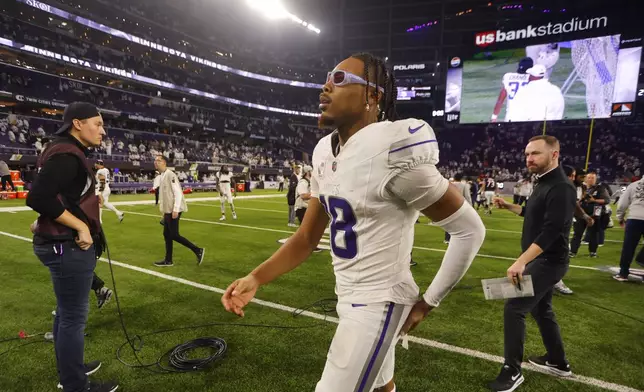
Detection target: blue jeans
<box><xmin>619</xmin><ymin>219</ymin><xmax>644</xmax><ymax>277</ymax></box>
<box><xmin>34</xmin><ymin>242</ymin><xmax>96</xmax><ymax>392</ymax></box>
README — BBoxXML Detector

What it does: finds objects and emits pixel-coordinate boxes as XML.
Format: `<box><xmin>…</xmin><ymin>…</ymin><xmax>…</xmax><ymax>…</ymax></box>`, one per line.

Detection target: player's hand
<box><xmin>221</xmin><ymin>274</ymin><xmax>260</xmax><ymax>317</ymax></box>
<box><xmin>493</xmin><ymin>197</ymin><xmax>508</xmax><ymax>209</ymax></box>
<box><xmin>584</xmin><ymin>215</ymin><xmax>594</xmax><ymax>227</ymax></box>
<box><xmin>399</xmin><ymin>299</ymin><xmax>433</xmax><ymax>336</ymax></box>
<box><xmin>507</xmin><ymin>261</ymin><xmax>525</xmax><ymax>287</ymax></box>
<box><xmin>172</xmin><ymin>211</ymin><xmax>179</xmax><ymax>219</ymax></box>
<box><xmin>619</xmin><ymin>220</ymin><xmax>625</xmax><ymax>228</ymax></box>
<box><xmin>75</xmin><ymin>226</ymin><xmax>94</xmax><ymax>251</ymax></box>
<box><xmin>29</xmin><ymin>220</ymin><xmax>38</xmax><ymax>234</ymax></box>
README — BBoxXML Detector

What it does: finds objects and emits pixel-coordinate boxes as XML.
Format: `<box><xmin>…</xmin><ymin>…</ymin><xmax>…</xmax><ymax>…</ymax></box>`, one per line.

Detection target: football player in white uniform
<box><xmin>483</xmin><ymin>175</ymin><xmax>497</xmax><ymax>215</ymax></box>
<box><xmin>508</xmin><ymin>64</ymin><xmax>565</xmax><ymax>122</ymax></box>
<box><xmin>217</xmin><ymin>166</ymin><xmax>237</xmax><ymax>221</ymax></box>
<box><xmin>95</xmin><ymin>160</ymin><xmax>124</xmax><ymax>223</ymax></box>
<box><xmin>222</xmin><ymin>53</ymin><xmax>486</xmax><ymax>392</ymax></box>
<box><xmin>491</xmin><ymin>57</ymin><xmax>533</xmax><ymax>122</ymax></box>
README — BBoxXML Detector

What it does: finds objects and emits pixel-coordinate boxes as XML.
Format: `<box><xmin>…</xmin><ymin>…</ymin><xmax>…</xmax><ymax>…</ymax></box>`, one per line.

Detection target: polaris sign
<box><xmin>393</xmin><ymin>64</ymin><xmax>426</xmax><ymax>71</ymax></box>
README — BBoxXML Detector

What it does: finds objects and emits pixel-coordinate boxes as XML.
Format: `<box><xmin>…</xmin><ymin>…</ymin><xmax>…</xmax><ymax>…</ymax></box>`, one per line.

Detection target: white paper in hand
<box><xmin>482</xmin><ymin>275</ymin><xmax>535</xmax><ymax>300</ymax></box>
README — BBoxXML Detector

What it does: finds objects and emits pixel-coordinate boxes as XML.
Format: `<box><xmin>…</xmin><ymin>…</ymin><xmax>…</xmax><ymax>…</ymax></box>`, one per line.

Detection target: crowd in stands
<box><xmin>2</xmin><ymin>109</ymin><xmax>641</xmax><ymax>183</ymax></box>
<box><xmin>436</xmin><ymin>120</ymin><xmax>642</xmax><ymax>183</ymax></box>
<box><xmin>0</xmin><ymin>14</ymin><xmax>321</xmax><ymax>113</ymax></box>
<box><xmin>0</xmin><ymin>114</ymin><xmax>299</xmax><ymax>168</ymax></box>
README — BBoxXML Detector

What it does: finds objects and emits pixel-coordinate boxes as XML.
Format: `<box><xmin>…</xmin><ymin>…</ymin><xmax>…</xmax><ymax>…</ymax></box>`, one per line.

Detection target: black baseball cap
<box><xmin>55</xmin><ymin>102</ymin><xmax>101</xmax><ymax>135</ymax></box>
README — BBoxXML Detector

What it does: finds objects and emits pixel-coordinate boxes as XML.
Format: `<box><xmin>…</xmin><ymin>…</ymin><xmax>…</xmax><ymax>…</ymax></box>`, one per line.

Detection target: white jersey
<box><xmin>311</xmin><ymin>118</ymin><xmax>442</xmax><ymax>305</ymax></box>
<box><xmin>217</xmin><ymin>172</ymin><xmax>232</xmax><ymax>183</ymax></box>
<box><xmin>96</xmin><ymin>168</ymin><xmax>110</xmax><ymax>185</ymax></box>
<box><xmin>502</xmin><ymin>72</ymin><xmax>531</xmax><ymax>121</ymax></box>
<box><xmin>508</xmin><ymin>79</ymin><xmax>565</xmax><ymax>122</ymax></box>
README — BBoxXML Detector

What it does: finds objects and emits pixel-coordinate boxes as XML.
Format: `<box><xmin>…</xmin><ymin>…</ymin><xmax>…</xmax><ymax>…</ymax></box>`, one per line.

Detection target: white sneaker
<box><xmin>219</xmin><ymin>216</ymin><xmax>226</xmax><ymax>221</ymax></box>
<box><xmin>554</xmin><ymin>280</ymin><xmax>573</xmax><ymax>295</ymax></box>
<box><xmin>232</xmin><ymin>213</ymin><xmax>237</xmax><ymax>220</ymax></box>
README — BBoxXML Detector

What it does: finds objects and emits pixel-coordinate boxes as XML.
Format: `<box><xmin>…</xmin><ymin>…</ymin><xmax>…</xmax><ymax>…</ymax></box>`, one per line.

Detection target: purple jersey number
<box><xmin>319</xmin><ymin>195</ymin><xmax>358</xmax><ymax>259</ymax></box>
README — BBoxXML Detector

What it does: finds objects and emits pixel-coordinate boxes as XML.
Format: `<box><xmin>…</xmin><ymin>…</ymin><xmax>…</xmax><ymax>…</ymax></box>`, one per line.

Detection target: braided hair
<box><xmin>350</xmin><ymin>52</ymin><xmax>397</xmax><ymax>122</ymax></box>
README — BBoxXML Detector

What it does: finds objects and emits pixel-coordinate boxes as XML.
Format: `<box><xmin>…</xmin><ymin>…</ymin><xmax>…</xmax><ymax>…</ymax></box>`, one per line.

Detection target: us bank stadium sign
<box><xmin>475</xmin><ymin>16</ymin><xmax>609</xmax><ymax>47</ymax></box>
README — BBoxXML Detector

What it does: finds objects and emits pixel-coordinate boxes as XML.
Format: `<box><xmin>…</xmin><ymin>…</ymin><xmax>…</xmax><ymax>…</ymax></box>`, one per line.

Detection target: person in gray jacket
<box><xmin>0</xmin><ymin>160</ymin><xmax>14</xmax><ymax>191</ymax></box>
<box><xmin>445</xmin><ymin>173</ymin><xmax>472</xmax><ymax>244</ymax></box>
<box><xmin>614</xmin><ymin>178</ymin><xmax>644</xmax><ymax>281</ymax></box>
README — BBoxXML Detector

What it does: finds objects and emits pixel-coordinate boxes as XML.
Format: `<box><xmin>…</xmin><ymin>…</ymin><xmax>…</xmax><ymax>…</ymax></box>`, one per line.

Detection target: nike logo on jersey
<box><xmin>408</xmin><ymin>124</ymin><xmax>425</xmax><ymax>134</ymax></box>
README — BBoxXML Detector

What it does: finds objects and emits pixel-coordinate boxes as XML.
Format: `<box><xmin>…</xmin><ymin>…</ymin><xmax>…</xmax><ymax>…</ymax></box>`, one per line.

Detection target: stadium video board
<box><xmin>445</xmin><ymin>33</ymin><xmax>642</xmax><ymax>124</ymax></box>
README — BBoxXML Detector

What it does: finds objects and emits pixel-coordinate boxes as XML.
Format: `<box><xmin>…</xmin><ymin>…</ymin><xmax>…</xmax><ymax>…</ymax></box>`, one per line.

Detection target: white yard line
<box><xmin>0</xmin><ymin>230</ymin><xmax>639</xmax><ymax>392</ymax></box>
<box><xmin>0</xmin><ymin>194</ymin><xmax>283</xmax><ymax>213</ymax></box>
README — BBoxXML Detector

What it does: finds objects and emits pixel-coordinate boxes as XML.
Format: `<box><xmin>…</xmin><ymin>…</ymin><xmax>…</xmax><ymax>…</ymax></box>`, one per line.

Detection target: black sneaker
<box><xmin>488</xmin><ymin>365</ymin><xmax>524</xmax><ymax>392</ymax></box>
<box><xmin>196</xmin><ymin>248</ymin><xmax>205</xmax><ymax>266</ymax></box>
<box><xmin>95</xmin><ymin>287</ymin><xmax>113</xmax><ymax>309</ymax></box>
<box><xmin>57</xmin><ymin>361</ymin><xmax>102</xmax><ymax>388</ymax></box>
<box><xmin>528</xmin><ymin>355</ymin><xmax>572</xmax><ymax>377</ymax></box>
<box><xmin>89</xmin><ymin>380</ymin><xmax>119</xmax><ymax>392</ymax></box>
<box><xmin>410</xmin><ymin>260</ymin><xmax>418</xmax><ymax>267</ymax></box>
<box><xmin>589</xmin><ymin>252</ymin><xmax>598</xmax><ymax>258</ymax></box>
<box><xmin>568</xmin><ymin>252</ymin><xmax>576</xmax><ymax>258</ymax></box>
<box><xmin>154</xmin><ymin>260</ymin><xmax>174</xmax><ymax>267</ymax></box>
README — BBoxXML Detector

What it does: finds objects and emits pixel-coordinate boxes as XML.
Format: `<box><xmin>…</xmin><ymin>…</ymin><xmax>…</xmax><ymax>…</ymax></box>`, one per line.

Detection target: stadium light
<box><xmin>246</xmin><ymin>0</ymin><xmax>321</xmax><ymax>34</ymax></box>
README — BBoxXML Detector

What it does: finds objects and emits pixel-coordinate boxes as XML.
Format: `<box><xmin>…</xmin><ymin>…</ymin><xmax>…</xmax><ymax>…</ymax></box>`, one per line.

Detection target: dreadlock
<box><xmin>350</xmin><ymin>52</ymin><xmax>397</xmax><ymax>122</ymax></box>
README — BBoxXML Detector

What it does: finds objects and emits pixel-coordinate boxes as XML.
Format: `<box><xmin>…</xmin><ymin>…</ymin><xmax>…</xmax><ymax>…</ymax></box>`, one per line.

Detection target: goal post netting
<box><xmin>571</xmin><ymin>35</ymin><xmax>620</xmax><ymax>118</ymax></box>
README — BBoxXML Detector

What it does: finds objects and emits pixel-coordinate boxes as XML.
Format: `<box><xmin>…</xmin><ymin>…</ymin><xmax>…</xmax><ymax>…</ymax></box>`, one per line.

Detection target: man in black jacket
<box><xmin>489</xmin><ymin>135</ymin><xmax>576</xmax><ymax>392</ymax></box>
<box><xmin>26</xmin><ymin>102</ymin><xmax>118</xmax><ymax>392</ymax></box>
<box><xmin>286</xmin><ymin>164</ymin><xmax>301</xmax><ymax>227</ymax></box>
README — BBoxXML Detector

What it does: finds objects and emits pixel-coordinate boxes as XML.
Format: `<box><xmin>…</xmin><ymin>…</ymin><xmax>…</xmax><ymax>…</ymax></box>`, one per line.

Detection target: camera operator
<box><xmin>570</xmin><ymin>171</ymin><xmax>610</xmax><ymax>257</ymax></box>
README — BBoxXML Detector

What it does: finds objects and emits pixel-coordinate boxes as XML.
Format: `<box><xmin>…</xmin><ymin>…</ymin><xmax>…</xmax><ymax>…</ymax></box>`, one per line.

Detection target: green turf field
<box><xmin>0</xmin><ymin>192</ymin><xmax>642</xmax><ymax>392</ymax></box>
<box><xmin>461</xmin><ymin>48</ymin><xmax>590</xmax><ymax>123</ymax></box>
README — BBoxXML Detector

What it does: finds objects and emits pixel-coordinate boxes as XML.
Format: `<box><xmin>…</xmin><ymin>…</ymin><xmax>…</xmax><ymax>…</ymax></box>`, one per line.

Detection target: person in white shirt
<box><xmin>153</xmin><ymin>170</ymin><xmax>161</xmax><ymax>205</ymax></box>
<box><xmin>95</xmin><ymin>160</ymin><xmax>124</xmax><ymax>223</ymax></box>
<box><xmin>518</xmin><ymin>177</ymin><xmax>533</xmax><ymax>206</ymax></box>
<box><xmin>508</xmin><ymin>64</ymin><xmax>565</xmax><ymax>122</ymax></box>
<box><xmin>217</xmin><ymin>166</ymin><xmax>237</xmax><ymax>221</ymax></box>
<box><xmin>294</xmin><ymin>166</ymin><xmax>313</xmax><ymax>224</ymax></box>
<box><xmin>153</xmin><ymin>155</ymin><xmax>204</xmax><ymax>267</ymax></box>
<box><xmin>221</xmin><ymin>53</ymin><xmax>485</xmax><ymax>392</ymax></box>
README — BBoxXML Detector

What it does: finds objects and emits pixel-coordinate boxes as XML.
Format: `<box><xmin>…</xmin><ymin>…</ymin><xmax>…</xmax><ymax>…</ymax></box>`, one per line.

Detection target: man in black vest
<box><xmin>26</xmin><ymin>102</ymin><xmax>118</xmax><ymax>392</ymax></box>
<box><xmin>489</xmin><ymin>135</ymin><xmax>576</xmax><ymax>392</ymax></box>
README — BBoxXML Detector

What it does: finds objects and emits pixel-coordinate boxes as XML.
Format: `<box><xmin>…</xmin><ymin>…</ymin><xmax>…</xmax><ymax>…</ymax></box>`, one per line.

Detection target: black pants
<box><xmin>91</xmin><ymin>273</ymin><xmax>104</xmax><ymax>292</ymax></box>
<box><xmin>518</xmin><ymin>196</ymin><xmax>527</xmax><ymax>206</ymax></box>
<box><xmin>163</xmin><ymin>213</ymin><xmax>199</xmax><ymax>262</ymax></box>
<box><xmin>513</xmin><ymin>194</ymin><xmax>520</xmax><ymax>204</ymax></box>
<box><xmin>1</xmin><ymin>175</ymin><xmax>14</xmax><ymax>191</ymax></box>
<box><xmin>619</xmin><ymin>219</ymin><xmax>644</xmax><ymax>277</ymax></box>
<box><xmin>584</xmin><ymin>214</ymin><xmax>609</xmax><ymax>245</ymax></box>
<box><xmin>154</xmin><ymin>188</ymin><xmax>159</xmax><ymax>205</ymax></box>
<box><xmin>504</xmin><ymin>259</ymin><xmax>569</xmax><ymax>371</ymax></box>
<box><xmin>278</xmin><ymin>182</ymin><xmax>284</xmax><ymax>192</ymax></box>
<box><xmin>570</xmin><ymin>218</ymin><xmax>599</xmax><ymax>254</ymax></box>
<box><xmin>296</xmin><ymin>208</ymin><xmax>307</xmax><ymax>225</ymax></box>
